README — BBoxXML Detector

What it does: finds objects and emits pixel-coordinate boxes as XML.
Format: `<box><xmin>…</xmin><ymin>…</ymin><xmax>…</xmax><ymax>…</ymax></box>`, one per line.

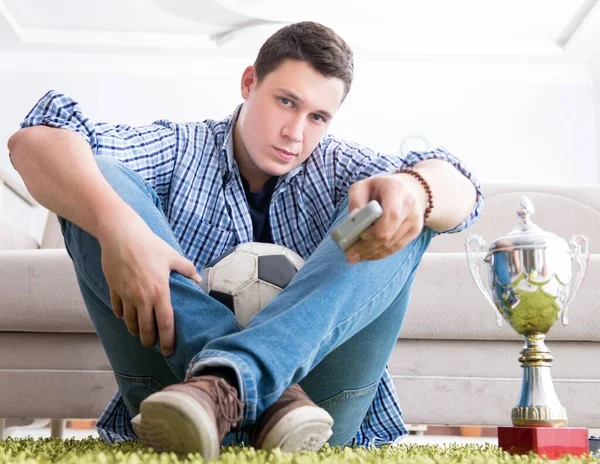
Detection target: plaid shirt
<box><xmin>21</xmin><ymin>90</ymin><xmax>483</xmax><ymax>447</ymax></box>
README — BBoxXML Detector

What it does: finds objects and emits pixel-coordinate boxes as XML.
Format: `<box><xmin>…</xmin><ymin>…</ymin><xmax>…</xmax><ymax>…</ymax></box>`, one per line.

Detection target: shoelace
<box><xmin>212</xmin><ymin>378</ymin><xmax>244</xmax><ymax>425</ymax></box>
<box><xmin>183</xmin><ymin>377</ymin><xmax>244</xmax><ymax>435</ymax></box>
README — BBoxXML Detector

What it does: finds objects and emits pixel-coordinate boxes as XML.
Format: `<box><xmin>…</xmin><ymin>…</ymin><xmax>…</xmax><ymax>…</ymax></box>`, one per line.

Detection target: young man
<box><xmin>8</xmin><ymin>22</ymin><xmax>482</xmax><ymax>459</ymax></box>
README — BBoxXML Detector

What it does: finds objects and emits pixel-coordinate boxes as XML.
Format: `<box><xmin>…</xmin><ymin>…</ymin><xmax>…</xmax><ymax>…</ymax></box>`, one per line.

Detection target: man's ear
<box><xmin>241</xmin><ymin>66</ymin><xmax>258</xmax><ymax>99</ymax></box>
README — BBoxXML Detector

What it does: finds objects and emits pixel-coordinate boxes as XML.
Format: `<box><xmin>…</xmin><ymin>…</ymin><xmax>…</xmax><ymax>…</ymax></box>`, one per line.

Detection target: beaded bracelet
<box><xmin>397</xmin><ymin>168</ymin><xmax>434</xmax><ymax>221</ymax></box>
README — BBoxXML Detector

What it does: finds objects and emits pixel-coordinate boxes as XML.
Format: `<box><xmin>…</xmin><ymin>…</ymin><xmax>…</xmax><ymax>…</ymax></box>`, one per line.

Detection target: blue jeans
<box><xmin>59</xmin><ymin>157</ymin><xmax>433</xmax><ymax>446</ymax></box>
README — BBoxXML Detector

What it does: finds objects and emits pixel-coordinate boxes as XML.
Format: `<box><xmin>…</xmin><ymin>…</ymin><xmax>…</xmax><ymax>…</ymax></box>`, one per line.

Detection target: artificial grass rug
<box><xmin>1</xmin><ymin>438</ymin><xmax>600</xmax><ymax>464</ymax></box>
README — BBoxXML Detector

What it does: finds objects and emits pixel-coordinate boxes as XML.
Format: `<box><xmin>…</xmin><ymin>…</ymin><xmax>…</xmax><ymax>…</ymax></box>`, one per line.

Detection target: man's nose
<box><xmin>282</xmin><ymin>115</ymin><xmax>304</xmax><ymax>143</ymax></box>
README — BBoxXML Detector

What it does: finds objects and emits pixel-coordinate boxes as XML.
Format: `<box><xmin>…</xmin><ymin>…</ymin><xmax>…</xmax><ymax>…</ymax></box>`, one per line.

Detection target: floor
<box><xmin>5</xmin><ymin>424</ymin><xmax>599</xmax><ymax>448</ymax></box>
<box><xmin>1</xmin><ymin>424</ymin><xmax>498</xmax><ymax>446</ymax></box>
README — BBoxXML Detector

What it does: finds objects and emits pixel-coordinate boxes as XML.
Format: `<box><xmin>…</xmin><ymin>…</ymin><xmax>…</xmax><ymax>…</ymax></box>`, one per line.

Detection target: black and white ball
<box><xmin>199</xmin><ymin>243</ymin><xmax>305</xmax><ymax>328</ymax></box>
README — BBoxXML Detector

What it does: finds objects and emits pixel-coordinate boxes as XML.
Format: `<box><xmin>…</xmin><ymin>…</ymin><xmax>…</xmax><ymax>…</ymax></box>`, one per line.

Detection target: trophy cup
<box><xmin>465</xmin><ymin>196</ymin><xmax>590</xmax><ymax>458</ymax></box>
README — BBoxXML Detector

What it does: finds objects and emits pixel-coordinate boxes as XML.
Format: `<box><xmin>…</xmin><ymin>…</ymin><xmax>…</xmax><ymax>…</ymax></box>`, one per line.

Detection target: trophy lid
<box><xmin>488</xmin><ymin>196</ymin><xmax>569</xmax><ymax>253</ymax></box>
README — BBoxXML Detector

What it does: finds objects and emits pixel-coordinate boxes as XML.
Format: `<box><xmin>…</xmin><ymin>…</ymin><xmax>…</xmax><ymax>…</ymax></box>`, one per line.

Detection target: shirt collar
<box><xmin>220</xmin><ymin>104</ymin><xmax>241</xmax><ymax>179</ymax></box>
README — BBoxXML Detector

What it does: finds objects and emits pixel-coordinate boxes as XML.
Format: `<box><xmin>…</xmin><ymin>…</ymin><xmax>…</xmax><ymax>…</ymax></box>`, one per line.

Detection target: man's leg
<box><xmin>299</xmin><ymin>271</ymin><xmax>416</xmax><ymax>446</ymax></box>
<box><xmin>189</xmin><ymin>195</ymin><xmax>434</xmax><ymax>427</ymax></box>
<box><xmin>58</xmin><ymin>156</ymin><xmax>241</xmax><ymax>418</ymax></box>
<box><xmin>62</xmin><ymin>156</ymin><xmax>338</xmax><ymax>457</ymax></box>
<box><xmin>246</xmin><ymin>276</ymin><xmax>416</xmax><ymax>451</ymax></box>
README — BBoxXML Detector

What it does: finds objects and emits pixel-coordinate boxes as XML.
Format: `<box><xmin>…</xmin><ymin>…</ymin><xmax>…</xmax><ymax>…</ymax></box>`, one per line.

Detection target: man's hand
<box><xmin>345</xmin><ymin>173</ymin><xmax>427</xmax><ymax>263</ymax></box>
<box><xmin>98</xmin><ymin>220</ymin><xmax>202</xmax><ymax>356</ymax></box>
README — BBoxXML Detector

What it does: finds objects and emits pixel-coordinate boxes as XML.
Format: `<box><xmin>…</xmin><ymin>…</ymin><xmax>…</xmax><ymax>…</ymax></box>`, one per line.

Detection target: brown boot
<box><xmin>251</xmin><ymin>384</ymin><xmax>333</xmax><ymax>452</ymax></box>
<box><xmin>131</xmin><ymin>375</ymin><xmax>244</xmax><ymax>458</ymax></box>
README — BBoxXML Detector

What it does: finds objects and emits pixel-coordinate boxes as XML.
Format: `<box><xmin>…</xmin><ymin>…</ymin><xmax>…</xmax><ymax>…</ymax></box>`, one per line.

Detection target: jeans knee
<box><xmin>95</xmin><ymin>156</ymin><xmax>157</xmax><ymax>205</ymax></box>
<box><xmin>57</xmin><ymin>213</ymin><xmax>99</xmax><ymax>261</ymax></box>
<box><xmin>95</xmin><ymin>156</ymin><xmax>129</xmax><ymax>185</ymax></box>
<box><xmin>57</xmin><ymin>214</ymin><xmax>80</xmax><ymax>243</ymax></box>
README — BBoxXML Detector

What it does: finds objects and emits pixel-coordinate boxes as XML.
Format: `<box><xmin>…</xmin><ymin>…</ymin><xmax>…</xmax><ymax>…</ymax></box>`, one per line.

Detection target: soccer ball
<box><xmin>199</xmin><ymin>243</ymin><xmax>305</xmax><ymax>328</ymax></box>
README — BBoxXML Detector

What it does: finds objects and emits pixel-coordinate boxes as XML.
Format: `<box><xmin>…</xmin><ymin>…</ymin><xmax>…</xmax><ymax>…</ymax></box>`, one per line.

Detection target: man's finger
<box><xmin>385</xmin><ymin>223</ymin><xmax>421</xmax><ymax>256</ymax></box>
<box><xmin>172</xmin><ymin>256</ymin><xmax>202</xmax><ymax>283</ymax></box>
<box><xmin>367</xmin><ymin>188</ymin><xmax>409</xmax><ymax>239</ymax></box>
<box><xmin>356</xmin><ymin>237</ymin><xmax>392</xmax><ymax>261</ymax></box>
<box><xmin>358</xmin><ymin>217</ymin><xmax>416</xmax><ymax>261</ymax></box>
<box><xmin>110</xmin><ymin>290</ymin><xmax>123</xmax><ymax>318</ymax></box>
<box><xmin>350</xmin><ymin>218</ymin><xmax>399</xmax><ymax>258</ymax></box>
<box><xmin>122</xmin><ymin>301</ymin><xmax>139</xmax><ymax>336</ymax></box>
<box><xmin>137</xmin><ymin>299</ymin><xmax>157</xmax><ymax>348</ymax></box>
<box><xmin>345</xmin><ymin>241</ymin><xmax>367</xmax><ymax>263</ymax></box>
<box><xmin>347</xmin><ymin>181</ymin><xmax>371</xmax><ymax>215</ymax></box>
<box><xmin>154</xmin><ymin>292</ymin><xmax>175</xmax><ymax>356</ymax></box>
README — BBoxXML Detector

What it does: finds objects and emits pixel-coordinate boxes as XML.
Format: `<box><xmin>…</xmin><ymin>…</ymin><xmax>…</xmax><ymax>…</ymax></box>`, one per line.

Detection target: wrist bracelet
<box><xmin>397</xmin><ymin>168</ymin><xmax>434</xmax><ymax>221</ymax></box>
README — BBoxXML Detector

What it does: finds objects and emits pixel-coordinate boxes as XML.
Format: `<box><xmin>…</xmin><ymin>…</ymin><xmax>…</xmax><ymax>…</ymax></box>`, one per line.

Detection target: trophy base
<box><xmin>498</xmin><ymin>426</ymin><xmax>589</xmax><ymax>459</ymax></box>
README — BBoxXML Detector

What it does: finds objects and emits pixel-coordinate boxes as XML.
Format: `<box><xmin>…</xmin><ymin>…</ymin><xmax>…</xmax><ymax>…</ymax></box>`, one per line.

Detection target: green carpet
<box><xmin>1</xmin><ymin>438</ymin><xmax>599</xmax><ymax>463</ymax></box>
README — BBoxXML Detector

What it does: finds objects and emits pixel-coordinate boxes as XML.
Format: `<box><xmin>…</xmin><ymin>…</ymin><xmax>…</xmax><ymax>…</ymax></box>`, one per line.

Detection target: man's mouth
<box><xmin>273</xmin><ymin>147</ymin><xmax>297</xmax><ymax>161</ymax></box>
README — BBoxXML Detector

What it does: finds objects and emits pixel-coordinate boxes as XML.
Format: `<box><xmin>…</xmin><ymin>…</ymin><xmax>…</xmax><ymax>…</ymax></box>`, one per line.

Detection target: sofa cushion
<box><xmin>1</xmin><ymin>248</ymin><xmax>598</xmax><ymax>341</ymax></box>
<box><xmin>402</xmin><ymin>253</ymin><xmax>600</xmax><ymax>342</ymax></box>
<box><xmin>0</xmin><ymin>249</ymin><xmax>95</xmax><ymax>333</ymax></box>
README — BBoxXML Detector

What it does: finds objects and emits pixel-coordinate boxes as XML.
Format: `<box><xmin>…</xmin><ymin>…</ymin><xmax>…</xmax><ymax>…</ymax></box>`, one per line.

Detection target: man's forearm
<box><xmin>8</xmin><ymin>126</ymin><xmax>138</xmax><ymax>241</ymax></box>
<box><xmin>395</xmin><ymin>158</ymin><xmax>477</xmax><ymax>232</ymax></box>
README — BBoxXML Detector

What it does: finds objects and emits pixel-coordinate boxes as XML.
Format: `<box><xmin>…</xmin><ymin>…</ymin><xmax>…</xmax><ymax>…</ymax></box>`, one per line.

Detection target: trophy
<box><xmin>465</xmin><ymin>196</ymin><xmax>590</xmax><ymax>458</ymax></box>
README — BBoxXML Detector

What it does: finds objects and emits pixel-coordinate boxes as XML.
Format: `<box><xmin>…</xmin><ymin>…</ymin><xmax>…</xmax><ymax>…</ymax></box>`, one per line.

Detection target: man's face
<box><xmin>236</xmin><ymin>59</ymin><xmax>346</xmax><ymax>179</ymax></box>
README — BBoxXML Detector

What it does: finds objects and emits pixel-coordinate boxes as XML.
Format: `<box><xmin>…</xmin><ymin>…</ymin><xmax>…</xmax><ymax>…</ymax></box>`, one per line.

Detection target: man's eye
<box><xmin>311</xmin><ymin>114</ymin><xmax>324</xmax><ymax>122</ymax></box>
<box><xmin>281</xmin><ymin>97</ymin><xmax>292</xmax><ymax>106</ymax></box>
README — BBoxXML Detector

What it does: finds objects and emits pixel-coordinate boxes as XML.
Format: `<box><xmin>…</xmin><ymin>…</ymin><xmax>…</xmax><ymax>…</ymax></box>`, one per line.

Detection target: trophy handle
<box><xmin>562</xmin><ymin>234</ymin><xmax>590</xmax><ymax>325</ymax></box>
<box><xmin>465</xmin><ymin>234</ymin><xmax>503</xmax><ymax>327</ymax></box>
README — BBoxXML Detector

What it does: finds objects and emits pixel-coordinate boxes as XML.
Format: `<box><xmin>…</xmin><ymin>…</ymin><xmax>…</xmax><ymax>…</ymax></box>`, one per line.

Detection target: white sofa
<box><xmin>1</xmin><ymin>182</ymin><xmax>599</xmax><ymax>438</ymax></box>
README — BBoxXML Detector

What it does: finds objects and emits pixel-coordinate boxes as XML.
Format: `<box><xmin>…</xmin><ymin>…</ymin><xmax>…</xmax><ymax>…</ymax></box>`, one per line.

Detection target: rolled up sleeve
<box><xmin>19</xmin><ymin>90</ymin><xmax>180</xmax><ymax>207</ymax></box>
<box><xmin>328</xmin><ymin>136</ymin><xmax>483</xmax><ymax>234</ymax></box>
<box><xmin>402</xmin><ymin>148</ymin><xmax>484</xmax><ymax>234</ymax></box>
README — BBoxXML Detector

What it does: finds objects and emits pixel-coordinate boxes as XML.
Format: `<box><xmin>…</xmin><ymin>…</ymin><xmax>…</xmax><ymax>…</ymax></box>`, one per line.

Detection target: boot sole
<box><xmin>260</xmin><ymin>405</ymin><xmax>334</xmax><ymax>452</ymax></box>
<box><xmin>131</xmin><ymin>391</ymin><xmax>220</xmax><ymax>458</ymax></box>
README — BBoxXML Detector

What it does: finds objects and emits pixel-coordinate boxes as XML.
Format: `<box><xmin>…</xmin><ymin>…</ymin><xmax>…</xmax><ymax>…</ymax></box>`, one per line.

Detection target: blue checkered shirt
<box><xmin>21</xmin><ymin>90</ymin><xmax>483</xmax><ymax>447</ymax></box>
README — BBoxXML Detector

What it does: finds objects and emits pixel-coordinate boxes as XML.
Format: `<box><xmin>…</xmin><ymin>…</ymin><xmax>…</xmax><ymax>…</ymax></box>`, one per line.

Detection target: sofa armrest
<box><xmin>0</xmin><ymin>167</ymin><xmax>36</xmax><ymax>207</ymax></box>
<box><xmin>0</xmin><ymin>219</ymin><xmax>39</xmax><ymax>250</ymax></box>
<box><xmin>0</xmin><ymin>168</ymin><xmax>42</xmax><ymax>247</ymax></box>
<box><xmin>40</xmin><ymin>212</ymin><xmax>65</xmax><ymax>249</ymax></box>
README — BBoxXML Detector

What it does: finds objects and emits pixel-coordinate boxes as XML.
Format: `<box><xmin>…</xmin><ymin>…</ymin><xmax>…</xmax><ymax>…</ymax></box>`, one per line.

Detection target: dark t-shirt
<box><xmin>240</xmin><ymin>175</ymin><xmax>279</xmax><ymax>243</ymax></box>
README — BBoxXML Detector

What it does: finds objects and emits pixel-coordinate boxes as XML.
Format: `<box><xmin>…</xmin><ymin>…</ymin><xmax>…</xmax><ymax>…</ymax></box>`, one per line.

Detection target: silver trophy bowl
<box><xmin>465</xmin><ymin>196</ymin><xmax>589</xmax><ymax>426</ymax></box>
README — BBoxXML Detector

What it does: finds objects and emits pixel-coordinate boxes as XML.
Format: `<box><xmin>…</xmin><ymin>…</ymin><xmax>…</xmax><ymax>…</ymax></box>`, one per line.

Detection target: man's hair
<box><xmin>254</xmin><ymin>21</ymin><xmax>354</xmax><ymax>100</ymax></box>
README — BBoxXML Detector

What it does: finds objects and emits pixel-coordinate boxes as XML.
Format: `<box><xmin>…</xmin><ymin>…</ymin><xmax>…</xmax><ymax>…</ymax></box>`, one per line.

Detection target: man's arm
<box><xmin>9</xmin><ymin>124</ymin><xmax>201</xmax><ymax>354</ymax></box>
<box><xmin>325</xmin><ymin>137</ymin><xmax>483</xmax><ymax>262</ymax></box>
<box><xmin>394</xmin><ymin>158</ymin><xmax>477</xmax><ymax>232</ymax></box>
<box><xmin>18</xmin><ymin>90</ymin><xmax>181</xmax><ymax>208</ymax></box>
<box><xmin>327</xmin><ymin>139</ymin><xmax>483</xmax><ymax>235</ymax></box>
<box><xmin>8</xmin><ymin>89</ymin><xmax>204</xmax><ymax>354</ymax></box>
<box><xmin>346</xmin><ymin>159</ymin><xmax>478</xmax><ymax>262</ymax></box>
<box><xmin>9</xmin><ymin>126</ymin><xmax>135</xmax><ymax>239</ymax></box>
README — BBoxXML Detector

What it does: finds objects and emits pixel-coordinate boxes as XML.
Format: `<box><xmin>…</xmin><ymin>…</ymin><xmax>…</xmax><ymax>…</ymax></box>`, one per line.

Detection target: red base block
<box><xmin>498</xmin><ymin>426</ymin><xmax>589</xmax><ymax>459</ymax></box>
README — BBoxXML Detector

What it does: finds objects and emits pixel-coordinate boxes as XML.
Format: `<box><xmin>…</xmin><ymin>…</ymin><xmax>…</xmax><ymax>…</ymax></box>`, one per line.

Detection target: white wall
<box><xmin>337</xmin><ymin>62</ymin><xmax>596</xmax><ymax>184</ymax></box>
<box><xmin>597</xmin><ymin>80</ymin><xmax>600</xmax><ymax>182</ymax></box>
<box><xmin>0</xmin><ymin>52</ymin><xmax>597</xmax><ymax>189</ymax></box>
